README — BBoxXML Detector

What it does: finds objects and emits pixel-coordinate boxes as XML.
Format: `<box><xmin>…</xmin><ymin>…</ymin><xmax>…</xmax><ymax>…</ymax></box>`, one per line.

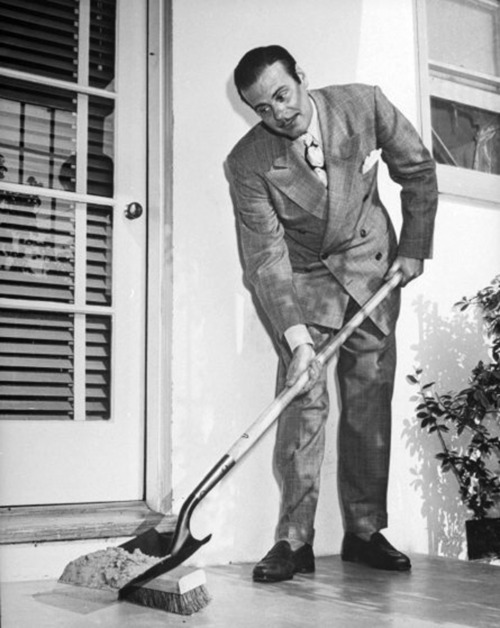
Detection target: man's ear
<box><xmin>296</xmin><ymin>65</ymin><xmax>308</xmax><ymax>87</ymax></box>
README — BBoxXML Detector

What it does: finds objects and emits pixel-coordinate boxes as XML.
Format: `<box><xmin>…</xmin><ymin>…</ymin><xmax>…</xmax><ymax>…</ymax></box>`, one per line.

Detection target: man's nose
<box><xmin>272</xmin><ymin>103</ymin><xmax>287</xmax><ymax>121</ymax></box>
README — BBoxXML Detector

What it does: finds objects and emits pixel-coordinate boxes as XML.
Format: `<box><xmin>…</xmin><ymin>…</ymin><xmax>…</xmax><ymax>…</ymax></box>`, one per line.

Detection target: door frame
<box><xmin>144</xmin><ymin>0</ymin><xmax>174</xmax><ymax>514</ymax></box>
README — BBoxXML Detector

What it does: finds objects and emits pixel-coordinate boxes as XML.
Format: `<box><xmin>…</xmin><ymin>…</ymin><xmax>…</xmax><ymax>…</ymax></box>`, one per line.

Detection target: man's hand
<box><xmin>385</xmin><ymin>255</ymin><xmax>424</xmax><ymax>287</ymax></box>
<box><xmin>286</xmin><ymin>343</ymin><xmax>321</xmax><ymax>394</ymax></box>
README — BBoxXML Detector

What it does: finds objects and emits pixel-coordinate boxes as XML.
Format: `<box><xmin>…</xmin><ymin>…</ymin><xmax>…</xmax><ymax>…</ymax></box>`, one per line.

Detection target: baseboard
<box><xmin>0</xmin><ymin>501</ymin><xmax>176</xmax><ymax>545</ymax></box>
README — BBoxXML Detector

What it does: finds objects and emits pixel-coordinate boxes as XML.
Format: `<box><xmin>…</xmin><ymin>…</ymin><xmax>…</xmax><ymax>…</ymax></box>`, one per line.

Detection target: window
<box><xmin>417</xmin><ymin>0</ymin><xmax>500</xmax><ymax>203</ymax></box>
<box><xmin>0</xmin><ymin>0</ymin><xmax>116</xmax><ymax>420</ymax></box>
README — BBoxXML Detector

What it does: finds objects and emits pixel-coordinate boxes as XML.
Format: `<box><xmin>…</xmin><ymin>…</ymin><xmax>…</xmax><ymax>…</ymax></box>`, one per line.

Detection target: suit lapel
<box><xmin>264</xmin><ymin>139</ymin><xmax>328</xmax><ymax>219</ymax></box>
<box><xmin>311</xmin><ymin>89</ymin><xmax>361</xmax><ymax>253</ymax></box>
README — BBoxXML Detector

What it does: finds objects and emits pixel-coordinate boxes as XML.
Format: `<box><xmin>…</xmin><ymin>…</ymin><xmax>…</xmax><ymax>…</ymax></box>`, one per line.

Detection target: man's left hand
<box><xmin>385</xmin><ymin>255</ymin><xmax>424</xmax><ymax>287</ymax></box>
<box><xmin>286</xmin><ymin>343</ymin><xmax>321</xmax><ymax>394</ymax></box>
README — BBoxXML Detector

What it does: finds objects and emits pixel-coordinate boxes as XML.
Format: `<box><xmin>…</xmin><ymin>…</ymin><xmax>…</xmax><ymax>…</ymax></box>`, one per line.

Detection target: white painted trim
<box><xmin>73</xmin><ymin>313</ymin><xmax>86</xmax><ymax>421</ymax></box>
<box><xmin>0</xmin><ymin>299</ymin><xmax>115</xmax><ymax>316</ymax></box>
<box><xmin>469</xmin><ymin>0</ymin><xmax>499</xmax><ymax>12</ymax></box>
<box><xmin>414</xmin><ymin>0</ymin><xmax>432</xmax><ymax>146</ymax></box>
<box><xmin>0</xmin><ymin>68</ymin><xmax>116</xmax><ymax>99</ymax></box>
<box><xmin>430</xmin><ymin>75</ymin><xmax>500</xmax><ymax>110</ymax></box>
<box><xmin>144</xmin><ymin>0</ymin><xmax>173</xmax><ymax>513</ymax></box>
<box><xmin>436</xmin><ymin>164</ymin><xmax>500</xmax><ymax>205</ymax></box>
<box><xmin>78</xmin><ymin>0</ymin><xmax>91</xmax><ymax>86</ymax></box>
<box><xmin>76</xmin><ymin>94</ymin><xmax>89</xmax><ymax>196</ymax></box>
<box><xmin>68</xmin><ymin>200</ymin><xmax>86</xmax><ymax>420</ymax></box>
<box><xmin>0</xmin><ymin>181</ymin><xmax>115</xmax><ymax>207</ymax></box>
<box><xmin>429</xmin><ymin>60</ymin><xmax>500</xmax><ymax>91</ymax></box>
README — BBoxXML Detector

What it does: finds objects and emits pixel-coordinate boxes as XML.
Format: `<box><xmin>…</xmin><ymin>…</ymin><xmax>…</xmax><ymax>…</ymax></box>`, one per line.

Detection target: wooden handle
<box><xmin>227</xmin><ymin>271</ymin><xmax>402</xmax><ymax>463</ymax></box>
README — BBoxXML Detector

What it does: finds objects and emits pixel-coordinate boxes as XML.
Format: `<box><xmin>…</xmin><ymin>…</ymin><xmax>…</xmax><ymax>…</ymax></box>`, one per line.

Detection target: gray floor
<box><xmin>1</xmin><ymin>554</ymin><xmax>499</xmax><ymax>627</ymax></box>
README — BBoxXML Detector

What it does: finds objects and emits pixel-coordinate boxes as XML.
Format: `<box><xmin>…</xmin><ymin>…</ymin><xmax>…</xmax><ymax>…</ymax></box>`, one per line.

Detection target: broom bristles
<box><xmin>124</xmin><ymin>583</ymin><xmax>211</xmax><ymax>615</ymax></box>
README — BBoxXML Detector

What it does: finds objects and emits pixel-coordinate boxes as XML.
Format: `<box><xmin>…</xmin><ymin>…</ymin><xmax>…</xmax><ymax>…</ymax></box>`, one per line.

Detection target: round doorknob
<box><xmin>125</xmin><ymin>202</ymin><xmax>144</xmax><ymax>220</ymax></box>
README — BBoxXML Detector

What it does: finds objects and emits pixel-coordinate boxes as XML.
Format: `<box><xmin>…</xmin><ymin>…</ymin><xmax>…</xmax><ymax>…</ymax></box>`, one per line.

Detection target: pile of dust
<box><xmin>59</xmin><ymin>547</ymin><xmax>162</xmax><ymax>591</ymax></box>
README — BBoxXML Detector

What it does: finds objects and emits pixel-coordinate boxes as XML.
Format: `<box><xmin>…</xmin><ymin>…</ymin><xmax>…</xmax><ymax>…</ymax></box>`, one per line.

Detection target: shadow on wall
<box><xmin>224</xmin><ymin>0</ymin><xmax>365</xmax><ymax>131</ymax></box>
<box><xmin>403</xmin><ymin>294</ymin><xmax>487</xmax><ymax>558</ymax></box>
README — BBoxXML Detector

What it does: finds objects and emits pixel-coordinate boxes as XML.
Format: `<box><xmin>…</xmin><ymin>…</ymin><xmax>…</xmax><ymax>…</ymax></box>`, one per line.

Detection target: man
<box><xmin>227</xmin><ymin>45</ymin><xmax>438</xmax><ymax>582</ymax></box>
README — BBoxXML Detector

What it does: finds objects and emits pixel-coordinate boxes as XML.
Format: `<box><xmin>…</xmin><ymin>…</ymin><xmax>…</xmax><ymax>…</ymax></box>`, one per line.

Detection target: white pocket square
<box><xmin>361</xmin><ymin>149</ymin><xmax>381</xmax><ymax>174</ymax></box>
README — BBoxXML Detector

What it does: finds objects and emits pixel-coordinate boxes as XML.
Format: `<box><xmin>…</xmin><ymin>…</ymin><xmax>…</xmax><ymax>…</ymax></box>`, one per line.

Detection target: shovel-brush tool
<box><xmin>120</xmin><ymin>270</ymin><xmax>402</xmax><ymax>594</ymax></box>
<box><xmin>60</xmin><ymin>271</ymin><xmax>403</xmax><ymax>598</ymax></box>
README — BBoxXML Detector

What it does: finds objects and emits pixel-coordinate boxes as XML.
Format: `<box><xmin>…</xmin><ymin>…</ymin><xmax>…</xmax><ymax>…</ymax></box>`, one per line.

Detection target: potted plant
<box><xmin>408</xmin><ymin>275</ymin><xmax>500</xmax><ymax>560</ymax></box>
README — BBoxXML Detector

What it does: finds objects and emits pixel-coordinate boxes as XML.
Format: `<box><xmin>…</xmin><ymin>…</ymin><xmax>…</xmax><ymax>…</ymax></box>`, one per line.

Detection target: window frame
<box><xmin>0</xmin><ymin>0</ymin><xmax>118</xmax><ymax>422</ymax></box>
<box><xmin>415</xmin><ymin>0</ymin><xmax>500</xmax><ymax>205</ymax></box>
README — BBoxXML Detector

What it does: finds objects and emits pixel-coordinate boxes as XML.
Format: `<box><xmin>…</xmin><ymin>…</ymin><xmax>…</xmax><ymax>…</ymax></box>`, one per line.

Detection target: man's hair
<box><xmin>234</xmin><ymin>45</ymin><xmax>300</xmax><ymax>100</ymax></box>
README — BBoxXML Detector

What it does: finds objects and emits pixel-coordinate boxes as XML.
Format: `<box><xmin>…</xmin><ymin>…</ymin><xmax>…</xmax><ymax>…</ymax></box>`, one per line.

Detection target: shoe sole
<box><xmin>252</xmin><ymin>573</ymin><xmax>294</xmax><ymax>583</ymax></box>
<box><xmin>341</xmin><ymin>554</ymin><xmax>411</xmax><ymax>571</ymax></box>
<box><xmin>252</xmin><ymin>566</ymin><xmax>315</xmax><ymax>582</ymax></box>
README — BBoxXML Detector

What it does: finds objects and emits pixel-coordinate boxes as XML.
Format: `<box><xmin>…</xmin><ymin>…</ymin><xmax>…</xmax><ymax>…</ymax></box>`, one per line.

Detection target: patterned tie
<box><xmin>302</xmin><ymin>132</ymin><xmax>328</xmax><ymax>187</ymax></box>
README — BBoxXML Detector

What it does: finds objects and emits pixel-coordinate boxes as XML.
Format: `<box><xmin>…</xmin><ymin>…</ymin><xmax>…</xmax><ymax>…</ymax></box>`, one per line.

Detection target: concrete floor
<box><xmin>1</xmin><ymin>554</ymin><xmax>499</xmax><ymax>628</ymax></box>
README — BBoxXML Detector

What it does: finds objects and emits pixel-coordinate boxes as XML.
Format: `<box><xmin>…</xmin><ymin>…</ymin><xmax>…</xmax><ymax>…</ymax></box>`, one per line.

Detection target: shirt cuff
<box><xmin>284</xmin><ymin>324</ymin><xmax>314</xmax><ymax>353</ymax></box>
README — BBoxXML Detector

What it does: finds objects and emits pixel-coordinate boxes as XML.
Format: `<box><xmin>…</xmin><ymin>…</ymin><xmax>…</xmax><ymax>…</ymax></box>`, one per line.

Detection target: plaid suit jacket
<box><xmin>227</xmin><ymin>84</ymin><xmax>438</xmax><ymax>337</ymax></box>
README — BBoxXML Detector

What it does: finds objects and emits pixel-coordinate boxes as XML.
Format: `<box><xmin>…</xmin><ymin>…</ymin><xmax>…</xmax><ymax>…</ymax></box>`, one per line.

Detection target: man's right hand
<box><xmin>286</xmin><ymin>343</ymin><xmax>321</xmax><ymax>394</ymax></box>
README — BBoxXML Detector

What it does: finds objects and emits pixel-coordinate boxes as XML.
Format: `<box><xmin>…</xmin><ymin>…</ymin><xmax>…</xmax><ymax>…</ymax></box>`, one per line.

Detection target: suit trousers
<box><xmin>273</xmin><ymin>298</ymin><xmax>397</xmax><ymax>545</ymax></box>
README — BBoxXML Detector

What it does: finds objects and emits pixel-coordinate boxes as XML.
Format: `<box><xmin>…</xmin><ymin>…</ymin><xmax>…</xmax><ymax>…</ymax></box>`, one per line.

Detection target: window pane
<box><xmin>0</xmin><ymin>310</ymin><xmax>75</xmax><ymax>420</ymax></box>
<box><xmin>0</xmin><ymin>0</ymin><xmax>117</xmax><ymax>89</ymax></box>
<box><xmin>88</xmin><ymin>96</ymin><xmax>114</xmax><ymax>197</ymax></box>
<box><xmin>0</xmin><ymin>80</ymin><xmax>115</xmax><ymax>197</ymax></box>
<box><xmin>0</xmin><ymin>0</ymin><xmax>79</xmax><ymax>83</ymax></box>
<box><xmin>431</xmin><ymin>96</ymin><xmax>500</xmax><ymax>174</ymax></box>
<box><xmin>0</xmin><ymin>310</ymin><xmax>112</xmax><ymax>421</ymax></box>
<box><xmin>426</xmin><ymin>0</ymin><xmax>500</xmax><ymax>78</ymax></box>
<box><xmin>89</xmin><ymin>0</ymin><xmax>117</xmax><ymax>90</ymax></box>
<box><xmin>0</xmin><ymin>0</ymin><xmax>117</xmax><ymax>425</ymax></box>
<box><xmin>0</xmin><ymin>195</ymin><xmax>76</xmax><ymax>302</ymax></box>
<box><xmin>0</xmin><ymin>78</ymin><xmax>76</xmax><ymax>192</ymax></box>
<box><xmin>86</xmin><ymin>315</ymin><xmax>111</xmax><ymax>420</ymax></box>
<box><xmin>87</xmin><ymin>205</ymin><xmax>113</xmax><ymax>305</ymax></box>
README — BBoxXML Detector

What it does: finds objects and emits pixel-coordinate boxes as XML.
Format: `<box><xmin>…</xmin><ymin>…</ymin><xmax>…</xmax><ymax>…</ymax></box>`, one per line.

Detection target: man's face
<box><xmin>241</xmin><ymin>61</ymin><xmax>312</xmax><ymax>140</ymax></box>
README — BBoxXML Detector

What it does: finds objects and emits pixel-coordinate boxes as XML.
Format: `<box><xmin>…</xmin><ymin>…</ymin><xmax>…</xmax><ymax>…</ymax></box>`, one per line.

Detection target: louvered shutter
<box><xmin>0</xmin><ymin>0</ymin><xmax>79</xmax><ymax>83</ymax></box>
<box><xmin>0</xmin><ymin>310</ymin><xmax>74</xmax><ymax>420</ymax></box>
<box><xmin>0</xmin><ymin>0</ymin><xmax>116</xmax><ymax>87</ymax></box>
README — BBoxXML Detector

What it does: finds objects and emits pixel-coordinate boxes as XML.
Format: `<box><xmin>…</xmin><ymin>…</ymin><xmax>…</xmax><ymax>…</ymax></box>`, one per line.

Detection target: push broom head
<box><xmin>120</xmin><ymin>565</ymin><xmax>211</xmax><ymax>615</ymax></box>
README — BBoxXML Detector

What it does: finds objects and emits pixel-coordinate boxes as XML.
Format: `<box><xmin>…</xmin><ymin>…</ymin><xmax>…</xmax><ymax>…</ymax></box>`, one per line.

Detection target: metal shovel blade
<box><xmin>118</xmin><ymin>530</ymin><xmax>211</xmax><ymax>598</ymax></box>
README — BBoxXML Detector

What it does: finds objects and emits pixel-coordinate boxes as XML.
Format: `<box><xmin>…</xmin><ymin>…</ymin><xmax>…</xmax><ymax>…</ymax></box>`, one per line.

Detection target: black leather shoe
<box><xmin>252</xmin><ymin>541</ymin><xmax>315</xmax><ymax>582</ymax></box>
<box><xmin>341</xmin><ymin>532</ymin><xmax>411</xmax><ymax>571</ymax></box>
<box><xmin>292</xmin><ymin>543</ymin><xmax>315</xmax><ymax>574</ymax></box>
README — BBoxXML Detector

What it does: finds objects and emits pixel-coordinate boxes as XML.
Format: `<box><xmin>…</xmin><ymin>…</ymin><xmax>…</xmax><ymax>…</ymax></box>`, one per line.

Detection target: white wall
<box><xmin>170</xmin><ymin>0</ymin><xmax>500</xmax><ymax>566</ymax></box>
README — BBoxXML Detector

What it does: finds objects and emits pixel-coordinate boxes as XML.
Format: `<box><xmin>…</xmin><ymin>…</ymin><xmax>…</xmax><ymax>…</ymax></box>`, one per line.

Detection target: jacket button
<box><xmin>320</xmin><ymin>252</ymin><xmax>328</xmax><ymax>260</ymax></box>
<box><xmin>360</xmin><ymin>229</ymin><xmax>367</xmax><ymax>238</ymax></box>
<box><xmin>375</xmin><ymin>252</ymin><xmax>383</xmax><ymax>261</ymax></box>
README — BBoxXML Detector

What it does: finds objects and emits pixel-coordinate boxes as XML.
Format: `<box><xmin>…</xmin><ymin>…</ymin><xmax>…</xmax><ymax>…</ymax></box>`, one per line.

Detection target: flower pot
<box><xmin>466</xmin><ymin>518</ymin><xmax>500</xmax><ymax>560</ymax></box>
